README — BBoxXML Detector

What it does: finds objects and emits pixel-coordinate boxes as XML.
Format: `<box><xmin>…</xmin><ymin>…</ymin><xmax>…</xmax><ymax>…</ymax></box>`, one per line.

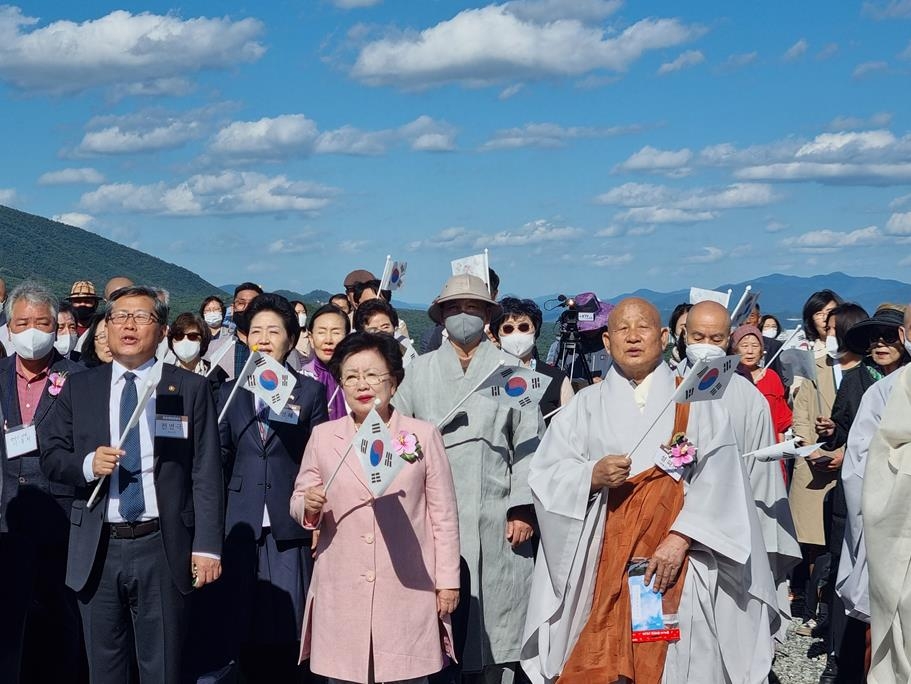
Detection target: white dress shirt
<box><xmin>82</xmin><ymin>358</ymin><xmax>159</xmax><ymax>522</ymax></box>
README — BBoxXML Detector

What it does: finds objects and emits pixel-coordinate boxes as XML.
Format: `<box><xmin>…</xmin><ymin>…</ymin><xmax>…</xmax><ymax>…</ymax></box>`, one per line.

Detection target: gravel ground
<box><xmin>771</xmin><ymin>619</ymin><xmax>827</xmax><ymax>684</ymax></box>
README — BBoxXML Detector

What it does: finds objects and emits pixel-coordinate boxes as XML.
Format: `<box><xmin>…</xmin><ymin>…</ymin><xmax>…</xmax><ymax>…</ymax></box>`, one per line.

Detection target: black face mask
<box><xmin>73</xmin><ymin>305</ymin><xmax>97</xmax><ymax>325</ymax></box>
<box><xmin>232</xmin><ymin>308</ymin><xmax>250</xmax><ymax>336</ymax></box>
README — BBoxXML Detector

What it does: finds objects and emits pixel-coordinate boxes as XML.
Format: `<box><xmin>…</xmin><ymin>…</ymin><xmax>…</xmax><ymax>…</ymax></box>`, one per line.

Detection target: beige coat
<box><xmin>789</xmin><ymin>353</ymin><xmax>842</xmax><ymax>545</ymax></box>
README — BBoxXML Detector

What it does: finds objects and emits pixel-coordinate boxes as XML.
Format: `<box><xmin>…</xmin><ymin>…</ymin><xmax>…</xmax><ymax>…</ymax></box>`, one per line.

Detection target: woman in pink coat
<box><xmin>291</xmin><ymin>332</ymin><xmax>461</xmax><ymax>684</ymax></box>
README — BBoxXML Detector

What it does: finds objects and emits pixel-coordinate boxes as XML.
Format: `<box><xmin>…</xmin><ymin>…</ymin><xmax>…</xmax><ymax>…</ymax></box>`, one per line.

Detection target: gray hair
<box><xmin>107</xmin><ymin>285</ymin><xmax>169</xmax><ymax>325</ymax></box>
<box><xmin>154</xmin><ymin>287</ymin><xmax>170</xmax><ymax>306</ymax></box>
<box><xmin>4</xmin><ymin>280</ymin><xmax>59</xmax><ymax>322</ymax></box>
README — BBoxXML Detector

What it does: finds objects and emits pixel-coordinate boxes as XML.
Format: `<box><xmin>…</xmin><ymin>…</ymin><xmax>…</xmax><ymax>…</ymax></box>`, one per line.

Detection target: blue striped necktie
<box><xmin>118</xmin><ymin>371</ymin><xmax>145</xmax><ymax>522</ymax></box>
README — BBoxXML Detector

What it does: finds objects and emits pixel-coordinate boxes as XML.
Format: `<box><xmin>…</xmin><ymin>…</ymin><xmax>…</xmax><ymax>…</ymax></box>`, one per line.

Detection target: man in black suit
<box><xmin>40</xmin><ymin>285</ymin><xmax>225</xmax><ymax>683</ymax></box>
<box><xmin>0</xmin><ymin>281</ymin><xmax>85</xmax><ymax>682</ymax></box>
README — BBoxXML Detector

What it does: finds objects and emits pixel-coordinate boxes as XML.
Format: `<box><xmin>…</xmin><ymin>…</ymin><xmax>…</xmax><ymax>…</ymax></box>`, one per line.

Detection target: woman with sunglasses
<box><xmin>167</xmin><ymin>312</ymin><xmax>229</xmax><ymax>391</ymax></box>
<box><xmin>490</xmin><ymin>297</ymin><xmax>572</xmax><ymax>425</ymax></box>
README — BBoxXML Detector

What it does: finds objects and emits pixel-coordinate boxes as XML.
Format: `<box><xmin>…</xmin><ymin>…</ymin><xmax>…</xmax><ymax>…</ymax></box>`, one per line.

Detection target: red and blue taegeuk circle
<box><xmin>259</xmin><ymin>370</ymin><xmax>279</xmax><ymax>391</ymax></box>
<box><xmin>369</xmin><ymin>439</ymin><xmax>385</xmax><ymax>467</ymax></box>
<box><xmin>505</xmin><ymin>376</ymin><xmax>527</xmax><ymax>397</ymax></box>
<box><xmin>698</xmin><ymin>368</ymin><xmax>720</xmax><ymax>391</ymax></box>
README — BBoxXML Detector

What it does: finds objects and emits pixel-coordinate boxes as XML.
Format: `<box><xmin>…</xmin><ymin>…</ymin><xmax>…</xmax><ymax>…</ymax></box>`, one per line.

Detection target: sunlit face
<box><xmin>683</xmin><ymin>308</ymin><xmax>730</xmax><ymax>349</ymax></box>
<box><xmin>365</xmin><ymin>313</ymin><xmax>395</xmax><ymax>335</ymax></box>
<box><xmin>868</xmin><ymin>327</ymin><xmax>903</xmax><ymax>370</ymax></box>
<box><xmin>94</xmin><ymin>319</ymin><xmax>113</xmax><ymax>364</ymax></box>
<box><xmin>340</xmin><ymin>348</ymin><xmax>396</xmax><ymax>422</ymax></box>
<box><xmin>762</xmin><ymin>319</ymin><xmax>779</xmax><ymax>337</ymax></box>
<box><xmin>57</xmin><ymin>311</ymin><xmax>78</xmax><ymax>337</ymax></box>
<box><xmin>105</xmin><ymin>295</ymin><xmax>164</xmax><ymax>367</ymax></box>
<box><xmin>247</xmin><ymin>311</ymin><xmax>292</xmax><ymax>362</ymax></box>
<box><xmin>311</xmin><ymin>312</ymin><xmax>348</xmax><ymax>363</ymax></box>
<box><xmin>812</xmin><ymin>301</ymin><xmax>838</xmax><ymax>339</ymax></box>
<box><xmin>603</xmin><ymin>300</ymin><xmax>668</xmax><ymax>380</ymax></box>
<box><xmin>736</xmin><ymin>334</ymin><xmax>763</xmax><ymax>369</ymax></box>
<box><xmin>9</xmin><ymin>299</ymin><xmax>55</xmax><ymax>334</ymax></box>
<box><xmin>498</xmin><ymin>313</ymin><xmax>536</xmax><ymax>339</ymax></box>
<box><xmin>294</xmin><ymin>303</ymin><xmax>307</xmax><ymax>317</ymax></box>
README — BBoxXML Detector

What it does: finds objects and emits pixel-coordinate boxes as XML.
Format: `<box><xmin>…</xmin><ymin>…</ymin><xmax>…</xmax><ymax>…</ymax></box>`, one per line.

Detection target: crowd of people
<box><xmin>0</xmin><ymin>267</ymin><xmax>908</xmax><ymax>684</ymax></box>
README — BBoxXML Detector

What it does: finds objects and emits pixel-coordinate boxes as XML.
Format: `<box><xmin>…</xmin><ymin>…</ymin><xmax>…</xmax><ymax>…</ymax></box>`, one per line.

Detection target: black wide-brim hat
<box><xmin>844</xmin><ymin>308</ymin><xmax>905</xmax><ymax>355</ymax></box>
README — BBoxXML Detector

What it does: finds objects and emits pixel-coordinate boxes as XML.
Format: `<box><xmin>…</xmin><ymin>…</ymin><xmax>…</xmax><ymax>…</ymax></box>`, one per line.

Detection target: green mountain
<box><xmin>0</xmin><ymin>205</ymin><xmax>225</xmax><ymax>319</ymax></box>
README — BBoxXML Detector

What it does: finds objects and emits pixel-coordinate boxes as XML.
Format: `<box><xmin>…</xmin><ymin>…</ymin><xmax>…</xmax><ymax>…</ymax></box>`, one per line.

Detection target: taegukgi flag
<box><xmin>239</xmin><ymin>351</ymin><xmax>295</xmax><ymax>413</ymax></box>
<box><xmin>379</xmin><ymin>258</ymin><xmax>407</xmax><ymax>291</ymax></box>
<box><xmin>672</xmin><ymin>354</ymin><xmax>739</xmax><ymax>403</ymax></box>
<box><xmin>352</xmin><ymin>406</ymin><xmax>403</xmax><ymax>497</ymax></box>
<box><xmin>730</xmin><ymin>289</ymin><xmax>761</xmax><ymax>328</ymax></box>
<box><xmin>475</xmin><ymin>364</ymin><xmax>548</xmax><ymax>410</ymax></box>
<box><xmin>689</xmin><ymin>286</ymin><xmax>731</xmax><ymax>308</ymax></box>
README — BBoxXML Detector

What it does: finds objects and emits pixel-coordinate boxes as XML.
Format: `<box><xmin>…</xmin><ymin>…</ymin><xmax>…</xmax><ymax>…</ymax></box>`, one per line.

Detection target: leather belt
<box><xmin>106</xmin><ymin>519</ymin><xmax>160</xmax><ymax>539</ymax></box>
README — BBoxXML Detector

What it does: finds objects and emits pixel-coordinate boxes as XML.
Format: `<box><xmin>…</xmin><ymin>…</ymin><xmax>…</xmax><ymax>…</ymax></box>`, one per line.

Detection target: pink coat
<box><xmin>290</xmin><ymin>412</ymin><xmax>461</xmax><ymax>683</ymax></box>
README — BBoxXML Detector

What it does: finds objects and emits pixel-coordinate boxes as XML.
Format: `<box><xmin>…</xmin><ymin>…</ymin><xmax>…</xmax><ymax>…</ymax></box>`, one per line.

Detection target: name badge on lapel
<box><xmin>5</xmin><ymin>423</ymin><xmax>38</xmax><ymax>458</ymax></box>
<box><xmin>155</xmin><ymin>414</ymin><xmax>189</xmax><ymax>439</ymax></box>
<box><xmin>269</xmin><ymin>404</ymin><xmax>300</xmax><ymax>425</ymax></box>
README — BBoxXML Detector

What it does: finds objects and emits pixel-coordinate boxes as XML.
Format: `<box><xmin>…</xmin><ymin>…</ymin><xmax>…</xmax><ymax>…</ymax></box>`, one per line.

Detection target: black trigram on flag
<box><xmin>490</xmin><ymin>386</ymin><xmax>501</xmax><ymax>397</ymax></box>
<box><xmin>685</xmin><ymin>387</ymin><xmax>695</xmax><ymax>401</ymax></box>
<box><xmin>696</xmin><ymin>367</ymin><xmax>708</xmax><ymax>379</ymax></box>
<box><xmin>711</xmin><ymin>384</ymin><xmax>723</xmax><ymax>396</ymax></box>
<box><xmin>360</xmin><ymin>438</ymin><xmax>368</xmax><ymax>453</ymax></box>
<box><xmin>271</xmin><ymin>392</ymin><xmax>281</xmax><ymax>403</ymax></box>
<box><xmin>370</xmin><ymin>473</ymin><xmax>381</xmax><ymax>484</ymax></box>
<box><xmin>531</xmin><ymin>377</ymin><xmax>541</xmax><ymax>389</ymax></box>
<box><xmin>371</xmin><ymin>423</ymin><xmax>382</xmax><ymax>434</ymax></box>
<box><xmin>384</xmin><ymin>453</ymin><xmax>393</xmax><ymax>467</ymax></box>
<box><xmin>519</xmin><ymin>397</ymin><xmax>532</xmax><ymax>408</ymax></box>
<box><xmin>245</xmin><ymin>376</ymin><xmax>257</xmax><ymax>388</ymax></box>
<box><xmin>498</xmin><ymin>368</ymin><xmax>515</xmax><ymax>379</ymax></box>
<box><xmin>723</xmin><ymin>359</ymin><xmax>732</xmax><ymax>373</ymax></box>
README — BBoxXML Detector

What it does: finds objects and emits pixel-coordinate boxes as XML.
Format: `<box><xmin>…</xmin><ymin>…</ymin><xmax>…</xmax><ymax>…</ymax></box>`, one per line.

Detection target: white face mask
<box><xmin>203</xmin><ymin>311</ymin><xmax>223</xmax><ymax>327</ymax></box>
<box><xmin>499</xmin><ymin>332</ymin><xmax>536</xmax><ymax>359</ymax></box>
<box><xmin>904</xmin><ymin>337</ymin><xmax>911</xmax><ymax>358</ymax></box>
<box><xmin>172</xmin><ymin>339</ymin><xmax>201</xmax><ymax>363</ymax></box>
<box><xmin>54</xmin><ymin>333</ymin><xmax>78</xmax><ymax>356</ymax></box>
<box><xmin>685</xmin><ymin>342</ymin><xmax>727</xmax><ymax>366</ymax></box>
<box><xmin>298</xmin><ymin>313</ymin><xmax>308</xmax><ymax>328</ymax></box>
<box><xmin>825</xmin><ymin>335</ymin><xmax>845</xmax><ymax>360</ymax></box>
<box><xmin>762</xmin><ymin>328</ymin><xmax>778</xmax><ymax>339</ymax></box>
<box><xmin>10</xmin><ymin>327</ymin><xmax>56</xmax><ymax>360</ymax></box>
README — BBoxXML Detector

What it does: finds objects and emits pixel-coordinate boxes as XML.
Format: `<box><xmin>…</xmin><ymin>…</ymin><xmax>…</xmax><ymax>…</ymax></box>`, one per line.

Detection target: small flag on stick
<box><xmin>238</xmin><ymin>351</ymin><xmax>295</xmax><ymax>413</ymax></box>
<box><xmin>475</xmin><ymin>364</ymin><xmax>548</xmax><ymax>410</ymax></box>
<box><xmin>353</xmin><ymin>406</ymin><xmax>403</xmax><ymax>497</ymax></box>
<box><xmin>673</xmin><ymin>354</ymin><xmax>740</xmax><ymax>403</ymax></box>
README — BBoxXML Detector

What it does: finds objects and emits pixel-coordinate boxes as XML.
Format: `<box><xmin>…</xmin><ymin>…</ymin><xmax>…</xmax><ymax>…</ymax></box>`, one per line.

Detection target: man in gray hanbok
<box><xmin>393</xmin><ymin>274</ymin><xmax>542</xmax><ymax>684</ymax></box>
<box><xmin>521</xmin><ymin>298</ymin><xmax>779</xmax><ymax>684</ymax></box>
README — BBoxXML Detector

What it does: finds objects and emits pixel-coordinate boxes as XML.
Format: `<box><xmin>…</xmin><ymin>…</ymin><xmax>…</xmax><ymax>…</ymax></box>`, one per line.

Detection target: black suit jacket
<box><xmin>38</xmin><ymin>362</ymin><xmax>225</xmax><ymax>595</ymax></box>
<box><xmin>0</xmin><ymin>353</ymin><xmax>84</xmax><ymax>531</ymax></box>
<box><xmin>218</xmin><ymin>370</ymin><xmax>327</xmax><ymax>542</ymax></box>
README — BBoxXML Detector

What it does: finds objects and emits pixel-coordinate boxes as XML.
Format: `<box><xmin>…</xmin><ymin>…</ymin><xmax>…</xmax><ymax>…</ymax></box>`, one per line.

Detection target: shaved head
<box><xmin>104</xmin><ymin>276</ymin><xmax>134</xmax><ymax>300</ymax></box>
<box><xmin>685</xmin><ymin>301</ymin><xmax>732</xmax><ymax>349</ymax></box>
<box><xmin>604</xmin><ymin>297</ymin><xmax>667</xmax><ymax>383</ymax></box>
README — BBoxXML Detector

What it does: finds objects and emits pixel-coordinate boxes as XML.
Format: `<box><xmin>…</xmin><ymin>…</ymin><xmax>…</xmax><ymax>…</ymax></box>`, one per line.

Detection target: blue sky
<box><xmin>1</xmin><ymin>0</ymin><xmax>910</xmax><ymax>303</ymax></box>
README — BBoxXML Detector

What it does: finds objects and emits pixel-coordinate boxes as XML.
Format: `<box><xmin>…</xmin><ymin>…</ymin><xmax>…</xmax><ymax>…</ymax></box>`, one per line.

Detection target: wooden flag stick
<box><xmin>435</xmin><ymin>360</ymin><xmax>505</xmax><ymax>430</ymax></box>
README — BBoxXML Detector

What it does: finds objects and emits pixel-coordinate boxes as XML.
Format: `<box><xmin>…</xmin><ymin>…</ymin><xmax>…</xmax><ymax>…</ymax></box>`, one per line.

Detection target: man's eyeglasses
<box><xmin>341</xmin><ymin>371</ymin><xmax>390</xmax><ymax>388</ymax></box>
<box><xmin>173</xmin><ymin>331</ymin><xmax>202</xmax><ymax>342</ymax></box>
<box><xmin>107</xmin><ymin>311</ymin><xmax>159</xmax><ymax>326</ymax></box>
<box><xmin>500</xmin><ymin>322</ymin><xmax>533</xmax><ymax>335</ymax></box>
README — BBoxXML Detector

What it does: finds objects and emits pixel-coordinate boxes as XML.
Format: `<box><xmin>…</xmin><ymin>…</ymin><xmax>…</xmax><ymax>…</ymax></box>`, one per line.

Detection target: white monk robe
<box><xmin>521</xmin><ymin>363</ymin><xmax>779</xmax><ymax>684</ymax></box>
<box><xmin>864</xmin><ymin>365</ymin><xmax>911</xmax><ymax>683</ymax></box>
<box><xmin>837</xmin><ymin>371</ymin><xmax>902</xmax><ymax>622</ymax></box>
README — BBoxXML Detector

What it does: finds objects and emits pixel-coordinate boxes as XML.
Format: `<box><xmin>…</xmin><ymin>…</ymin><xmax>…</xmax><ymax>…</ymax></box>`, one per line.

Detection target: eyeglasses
<box><xmin>94</xmin><ymin>332</ymin><xmax>108</xmax><ymax>342</ymax></box>
<box><xmin>107</xmin><ymin>310</ymin><xmax>159</xmax><ymax>326</ymax></box>
<box><xmin>868</xmin><ymin>330</ymin><xmax>900</xmax><ymax>347</ymax></box>
<box><xmin>500</xmin><ymin>322</ymin><xmax>533</xmax><ymax>335</ymax></box>
<box><xmin>341</xmin><ymin>371</ymin><xmax>390</xmax><ymax>388</ymax></box>
<box><xmin>813</xmin><ymin>308</ymin><xmax>837</xmax><ymax>320</ymax></box>
<box><xmin>173</xmin><ymin>331</ymin><xmax>202</xmax><ymax>342</ymax></box>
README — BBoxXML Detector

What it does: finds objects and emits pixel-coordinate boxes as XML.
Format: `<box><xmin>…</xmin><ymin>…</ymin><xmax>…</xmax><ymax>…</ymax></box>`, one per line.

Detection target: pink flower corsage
<box><xmin>393</xmin><ymin>431</ymin><xmax>423</xmax><ymax>463</ymax></box>
<box><xmin>48</xmin><ymin>371</ymin><xmax>69</xmax><ymax>397</ymax></box>
<box><xmin>665</xmin><ymin>432</ymin><xmax>697</xmax><ymax>468</ymax></box>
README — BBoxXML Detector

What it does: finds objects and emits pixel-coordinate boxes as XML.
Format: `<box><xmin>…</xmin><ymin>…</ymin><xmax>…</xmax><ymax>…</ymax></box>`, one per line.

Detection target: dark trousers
<box><xmin>78</xmin><ymin>530</ymin><xmax>187</xmax><ymax>684</ymax></box>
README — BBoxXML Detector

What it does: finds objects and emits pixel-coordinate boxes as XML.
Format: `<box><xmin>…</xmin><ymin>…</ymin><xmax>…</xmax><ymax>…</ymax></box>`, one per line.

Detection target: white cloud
<box><xmin>719</xmin><ymin>51</ymin><xmax>758</xmax><ymax>72</ymax></box>
<box><xmin>614</xmin><ymin>145</ymin><xmax>692</xmax><ymax>174</ymax></box>
<box><xmin>0</xmin><ymin>7</ymin><xmax>265</xmax><ymax>94</ymax></box>
<box><xmin>685</xmin><ymin>246</ymin><xmax>724</xmax><ymax>263</ymax></box>
<box><xmin>351</xmin><ymin>7</ymin><xmax>704</xmax><ymax>88</ymax></box>
<box><xmin>736</xmin><ymin>162</ymin><xmax>911</xmax><ymax>185</ymax></box>
<box><xmin>780</xmin><ymin>226</ymin><xmax>883</xmax><ymax>252</ymax></box>
<box><xmin>109</xmin><ymin>77</ymin><xmax>195</xmax><ymax>100</ymax></box>
<box><xmin>795</xmin><ymin>130</ymin><xmax>894</xmax><ymax>158</ymax></box>
<box><xmin>597</xmin><ymin>181</ymin><xmax>777</xmax><ymax>224</ymax></box>
<box><xmin>38</xmin><ymin>167</ymin><xmax>105</xmax><ymax>185</ymax></box>
<box><xmin>782</xmin><ymin>38</ymin><xmax>808</xmax><ymax>62</ymax></box>
<box><xmin>339</xmin><ymin>239</ymin><xmax>369</xmax><ymax>252</ymax></box>
<box><xmin>766</xmin><ymin>219</ymin><xmax>788</xmax><ymax>233</ymax></box>
<box><xmin>889</xmin><ymin>193</ymin><xmax>911</xmax><ymax>209</ymax></box>
<box><xmin>498</xmin><ymin>83</ymin><xmax>524</xmax><ymax>100</ymax></box>
<box><xmin>590</xmin><ymin>252</ymin><xmax>633</xmax><ymax>267</ymax></box>
<box><xmin>595</xmin><ymin>225</ymin><xmax>623</xmax><ymax>237</ymax></box>
<box><xmin>333</xmin><ymin>0</ymin><xmax>382</xmax><ymax>7</ymax></box>
<box><xmin>886</xmin><ymin>211</ymin><xmax>911</xmax><ymax>234</ymax></box>
<box><xmin>208</xmin><ymin>113</ymin><xmax>455</xmax><ymax>160</ymax></box>
<box><xmin>0</xmin><ymin>188</ymin><xmax>18</xmax><ymax>205</ymax></box>
<box><xmin>862</xmin><ymin>0</ymin><xmax>911</xmax><ymax>19</ymax></box>
<box><xmin>79</xmin><ymin>171</ymin><xmax>338</xmax><ymax>216</ymax></box>
<box><xmin>481</xmin><ymin>122</ymin><xmax>642</xmax><ymax>150</ymax></box>
<box><xmin>479</xmin><ymin>219</ymin><xmax>584</xmax><ymax>247</ymax></box>
<box><xmin>407</xmin><ymin>226</ymin><xmax>479</xmax><ymax>251</ymax></box>
<box><xmin>853</xmin><ymin>61</ymin><xmax>889</xmax><ymax>79</ymax></box>
<box><xmin>265</xmin><ymin>233</ymin><xmax>319</xmax><ymax>254</ymax></box>
<box><xmin>51</xmin><ymin>212</ymin><xmax>95</xmax><ymax>228</ymax></box>
<box><xmin>657</xmin><ymin>49</ymin><xmax>704</xmax><ymax>75</ymax></box>
<box><xmin>828</xmin><ymin>112</ymin><xmax>892</xmax><ymax>130</ymax></box>
<box><xmin>900</xmin><ymin>254</ymin><xmax>911</xmax><ymax>266</ymax></box>
<box><xmin>503</xmin><ymin>0</ymin><xmax>623</xmax><ymax>22</ymax></box>
<box><xmin>816</xmin><ymin>43</ymin><xmax>839</xmax><ymax>60</ymax></box>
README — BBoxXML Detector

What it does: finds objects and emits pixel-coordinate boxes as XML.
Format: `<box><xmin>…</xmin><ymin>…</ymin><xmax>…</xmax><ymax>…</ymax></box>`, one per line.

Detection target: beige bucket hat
<box><xmin>427</xmin><ymin>274</ymin><xmax>499</xmax><ymax>324</ymax></box>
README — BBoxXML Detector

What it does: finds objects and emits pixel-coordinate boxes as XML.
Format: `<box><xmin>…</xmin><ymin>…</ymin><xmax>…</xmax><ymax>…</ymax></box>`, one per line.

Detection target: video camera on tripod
<box><xmin>547</xmin><ymin>292</ymin><xmax>608</xmax><ymax>386</ymax></box>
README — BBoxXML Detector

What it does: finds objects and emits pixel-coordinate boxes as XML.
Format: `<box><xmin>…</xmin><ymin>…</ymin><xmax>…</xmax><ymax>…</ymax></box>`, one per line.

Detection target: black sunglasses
<box><xmin>500</xmin><ymin>322</ymin><xmax>533</xmax><ymax>335</ymax></box>
<box><xmin>868</xmin><ymin>329</ymin><xmax>900</xmax><ymax>347</ymax></box>
<box><xmin>173</xmin><ymin>332</ymin><xmax>202</xmax><ymax>342</ymax></box>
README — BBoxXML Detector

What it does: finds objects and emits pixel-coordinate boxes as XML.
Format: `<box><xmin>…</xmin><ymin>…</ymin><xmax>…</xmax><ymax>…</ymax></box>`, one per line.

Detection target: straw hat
<box><xmin>427</xmin><ymin>274</ymin><xmax>498</xmax><ymax>324</ymax></box>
